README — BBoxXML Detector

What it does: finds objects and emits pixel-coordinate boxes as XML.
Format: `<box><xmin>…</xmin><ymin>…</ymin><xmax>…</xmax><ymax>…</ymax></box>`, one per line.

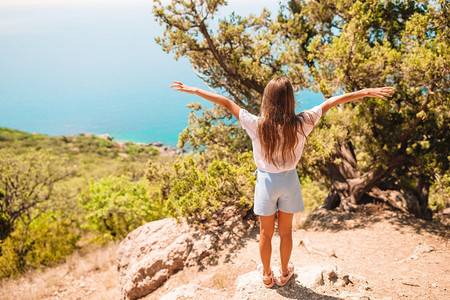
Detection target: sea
<box><xmin>0</xmin><ymin>0</ymin><xmax>324</xmax><ymax>146</ymax></box>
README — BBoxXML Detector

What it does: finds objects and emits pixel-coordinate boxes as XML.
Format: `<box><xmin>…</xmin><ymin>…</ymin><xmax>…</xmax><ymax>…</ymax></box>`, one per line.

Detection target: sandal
<box><xmin>275</xmin><ymin>261</ymin><xmax>294</xmax><ymax>287</ymax></box>
<box><xmin>257</xmin><ymin>264</ymin><xmax>275</xmax><ymax>288</ymax></box>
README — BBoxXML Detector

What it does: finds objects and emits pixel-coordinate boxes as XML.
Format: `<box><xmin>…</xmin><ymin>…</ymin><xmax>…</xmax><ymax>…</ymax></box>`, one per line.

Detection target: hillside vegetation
<box><xmin>0</xmin><ymin>126</ymin><xmax>331</xmax><ymax>278</ymax></box>
<box><xmin>0</xmin><ymin>128</ymin><xmax>165</xmax><ymax>277</ymax></box>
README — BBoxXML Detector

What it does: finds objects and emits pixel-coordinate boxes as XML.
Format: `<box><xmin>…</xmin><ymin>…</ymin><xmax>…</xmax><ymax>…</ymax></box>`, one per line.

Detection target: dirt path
<box><xmin>148</xmin><ymin>209</ymin><xmax>449</xmax><ymax>300</ymax></box>
<box><xmin>0</xmin><ymin>243</ymin><xmax>120</xmax><ymax>300</ymax></box>
<box><xmin>1</xmin><ymin>209</ymin><xmax>448</xmax><ymax>300</ymax></box>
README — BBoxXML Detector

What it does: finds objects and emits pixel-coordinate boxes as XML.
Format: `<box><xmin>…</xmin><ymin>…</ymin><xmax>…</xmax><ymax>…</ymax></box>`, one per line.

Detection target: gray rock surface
<box><xmin>234</xmin><ymin>270</ymin><xmax>269</xmax><ymax>300</ymax></box>
<box><xmin>234</xmin><ymin>265</ymin><xmax>365</xmax><ymax>300</ymax></box>
<box><xmin>117</xmin><ymin>218</ymin><xmax>217</xmax><ymax>300</ymax></box>
<box><xmin>296</xmin><ymin>265</ymin><xmax>338</xmax><ymax>288</ymax></box>
<box><xmin>160</xmin><ymin>284</ymin><xmax>226</xmax><ymax>300</ymax></box>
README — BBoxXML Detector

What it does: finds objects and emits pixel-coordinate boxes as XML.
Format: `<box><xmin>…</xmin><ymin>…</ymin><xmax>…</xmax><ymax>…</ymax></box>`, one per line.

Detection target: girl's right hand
<box><xmin>170</xmin><ymin>81</ymin><xmax>197</xmax><ymax>94</ymax></box>
<box><xmin>362</xmin><ymin>87</ymin><xmax>395</xmax><ymax>101</ymax></box>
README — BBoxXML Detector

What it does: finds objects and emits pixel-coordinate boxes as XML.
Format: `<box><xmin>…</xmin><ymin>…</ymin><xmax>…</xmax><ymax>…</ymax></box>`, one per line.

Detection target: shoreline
<box><xmin>0</xmin><ymin>127</ymin><xmax>183</xmax><ymax>157</ymax></box>
<box><xmin>77</xmin><ymin>132</ymin><xmax>184</xmax><ymax>156</ymax></box>
<box><xmin>14</xmin><ymin>126</ymin><xmax>178</xmax><ymax>148</ymax></box>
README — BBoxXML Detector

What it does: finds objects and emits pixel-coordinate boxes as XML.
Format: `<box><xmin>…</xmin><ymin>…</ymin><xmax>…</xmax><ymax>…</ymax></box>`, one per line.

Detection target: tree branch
<box><xmin>197</xmin><ymin>20</ymin><xmax>265</xmax><ymax>95</ymax></box>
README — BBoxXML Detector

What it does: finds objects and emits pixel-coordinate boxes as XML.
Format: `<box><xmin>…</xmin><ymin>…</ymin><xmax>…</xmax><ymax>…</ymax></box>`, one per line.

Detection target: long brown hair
<box><xmin>257</xmin><ymin>77</ymin><xmax>315</xmax><ymax>168</ymax></box>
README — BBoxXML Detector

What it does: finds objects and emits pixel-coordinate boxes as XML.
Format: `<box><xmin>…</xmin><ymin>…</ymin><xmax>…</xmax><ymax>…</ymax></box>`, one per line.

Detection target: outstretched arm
<box><xmin>320</xmin><ymin>87</ymin><xmax>394</xmax><ymax>116</ymax></box>
<box><xmin>170</xmin><ymin>81</ymin><xmax>241</xmax><ymax>120</ymax></box>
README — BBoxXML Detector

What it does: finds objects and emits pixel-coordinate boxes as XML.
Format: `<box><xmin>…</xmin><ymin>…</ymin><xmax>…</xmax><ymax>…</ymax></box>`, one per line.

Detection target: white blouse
<box><xmin>239</xmin><ymin>105</ymin><xmax>322</xmax><ymax>173</ymax></box>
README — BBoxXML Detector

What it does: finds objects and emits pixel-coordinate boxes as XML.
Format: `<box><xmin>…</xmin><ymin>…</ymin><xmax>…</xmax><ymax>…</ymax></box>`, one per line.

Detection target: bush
<box><xmin>124</xmin><ymin>143</ymin><xmax>158</xmax><ymax>157</ymax></box>
<box><xmin>146</xmin><ymin>148</ymin><xmax>255</xmax><ymax>225</ymax></box>
<box><xmin>299</xmin><ymin>175</ymin><xmax>329</xmax><ymax>211</ymax></box>
<box><xmin>0</xmin><ymin>129</ymin><xmax>162</xmax><ymax>277</ymax></box>
<box><xmin>0</xmin><ymin>210</ymin><xmax>80</xmax><ymax>278</ymax></box>
<box><xmin>429</xmin><ymin>172</ymin><xmax>450</xmax><ymax>212</ymax></box>
<box><xmin>79</xmin><ymin>176</ymin><xmax>166</xmax><ymax>242</ymax></box>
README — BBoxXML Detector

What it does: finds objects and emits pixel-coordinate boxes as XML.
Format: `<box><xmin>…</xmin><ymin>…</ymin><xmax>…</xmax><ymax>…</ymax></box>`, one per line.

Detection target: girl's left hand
<box><xmin>170</xmin><ymin>81</ymin><xmax>197</xmax><ymax>94</ymax></box>
<box><xmin>363</xmin><ymin>87</ymin><xmax>395</xmax><ymax>101</ymax></box>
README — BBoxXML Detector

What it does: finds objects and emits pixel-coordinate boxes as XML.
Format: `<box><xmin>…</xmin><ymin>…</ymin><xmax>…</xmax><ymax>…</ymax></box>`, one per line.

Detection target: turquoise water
<box><xmin>0</xmin><ymin>0</ymin><xmax>323</xmax><ymax>146</ymax></box>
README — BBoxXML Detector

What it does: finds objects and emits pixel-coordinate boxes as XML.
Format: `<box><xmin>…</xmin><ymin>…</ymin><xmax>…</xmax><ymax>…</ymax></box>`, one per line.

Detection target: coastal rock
<box><xmin>117</xmin><ymin>218</ymin><xmax>218</xmax><ymax>300</ymax></box>
<box><xmin>134</xmin><ymin>142</ymin><xmax>148</xmax><ymax>147</ymax></box>
<box><xmin>147</xmin><ymin>142</ymin><xmax>182</xmax><ymax>156</ymax></box>
<box><xmin>96</xmin><ymin>133</ymin><xmax>113</xmax><ymax>140</ymax></box>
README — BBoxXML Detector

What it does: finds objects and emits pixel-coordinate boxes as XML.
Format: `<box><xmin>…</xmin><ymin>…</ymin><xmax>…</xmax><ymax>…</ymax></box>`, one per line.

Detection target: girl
<box><xmin>170</xmin><ymin>77</ymin><xmax>394</xmax><ymax>287</ymax></box>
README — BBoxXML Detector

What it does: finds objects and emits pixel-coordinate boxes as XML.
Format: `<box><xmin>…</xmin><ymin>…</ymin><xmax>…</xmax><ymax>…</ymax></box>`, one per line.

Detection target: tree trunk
<box><xmin>322</xmin><ymin>142</ymin><xmax>359</xmax><ymax>210</ymax></box>
<box><xmin>322</xmin><ymin>142</ymin><xmax>432</xmax><ymax>220</ymax></box>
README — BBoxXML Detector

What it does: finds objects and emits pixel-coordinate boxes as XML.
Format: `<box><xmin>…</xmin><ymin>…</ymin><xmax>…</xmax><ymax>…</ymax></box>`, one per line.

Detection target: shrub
<box><xmin>299</xmin><ymin>175</ymin><xmax>329</xmax><ymax>211</ymax></box>
<box><xmin>0</xmin><ymin>210</ymin><xmax>80</xmax><ymax>278</ymax></box>
<box><xmin>79</xmin><ymin>176</ymin><xmax>166</xmax><ymax>241</ymax></box>
<box><xmin>429</xmin><ymin>172</ymin><xmax>450</xmax><ymax>212</ymax></box>
<box><xmin>146</xmin><ymin>148</ymin><xmax>255</xmax><ymax>225</ymax></box>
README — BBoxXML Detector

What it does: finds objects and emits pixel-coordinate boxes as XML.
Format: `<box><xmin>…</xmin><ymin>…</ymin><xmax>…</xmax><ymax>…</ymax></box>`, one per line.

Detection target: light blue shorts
<box><xmin>253</xmin><ymin>168</ymin><xmax>304</xmax><ymax>216</ymax></box>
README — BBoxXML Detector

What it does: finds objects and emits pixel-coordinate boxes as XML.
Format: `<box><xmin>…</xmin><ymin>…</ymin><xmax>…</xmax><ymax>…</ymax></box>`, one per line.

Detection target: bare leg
<box><xmin>277</xmin><ymin>210</ymin><xmax>294</xmax><ymax>274</ymax></box>
<box><xmin>259</xmin><ymin>213</ymin><xmax>276</xmax><ymax>281</ymax></box>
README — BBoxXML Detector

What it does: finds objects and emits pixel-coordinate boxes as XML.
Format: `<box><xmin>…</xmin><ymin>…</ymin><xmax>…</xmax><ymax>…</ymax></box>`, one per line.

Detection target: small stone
<box><xmin>80</xmin><ymin>282</ymin><xmax>85</xmax><ymax>288</ymax></box>
<box><xmin>349</xmin><ymin>273</ymin><xmax>368</xmax><ymax>284</ymax></box>
<box><xmin>432</xmin><ymin>283</ymin><xmax>437</xmax><ymax>288</ymax></box>
<box><xmin>296</xmin><ymin>266</ymin><xmax>325</xmax><ymax>288</ymax></box>
<box><xmin>335</xmin><ymin>279</ymin><xmax>347</xmax><ymax>287</ymax></box>
<box><xmin>342</xmin><ymin>212</ymin><xmax>351</xmax><ymax>219</ymax></box>
<box><xmin>329</xmin><ymin>249</ymin><xmax>337</xmax><ymax>258</ymax></box>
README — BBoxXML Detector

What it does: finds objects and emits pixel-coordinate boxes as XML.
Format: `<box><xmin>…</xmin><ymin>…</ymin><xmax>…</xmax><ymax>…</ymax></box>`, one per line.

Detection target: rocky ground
<box><xmin>1</xmin><ymin>207</ymin><xmax>449</xmax><ymax>300</ymax></box>
<box><xmin>145</xmin><ymin>207</ymin><xmax>449</xmax><ymax>300</ymax></box>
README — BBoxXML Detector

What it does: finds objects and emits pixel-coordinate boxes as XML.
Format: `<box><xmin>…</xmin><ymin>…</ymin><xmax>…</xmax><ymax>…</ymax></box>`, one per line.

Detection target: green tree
<box><xmin>300</xmin><ymin>0</ymin><xmax>449</xmax><ymax>218</ymax></box>
<box><xmin>0</xmin><ymin>149</ymin><xmax>79</xmax><ymax>276</ymax></box>
<box><xmin>153</xmin><ymin>0</ymin><xmax>311</xmax><ymax>151</ymax></box>
<box><xmin>0</xmin><ymin>149</ymin><xmax>76</xmax><ymax>241</ymax></box>
<box><xmin>153</xmin><ymin>0</ymin><xmax>449</xmax><ymax>219</ymax></box>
